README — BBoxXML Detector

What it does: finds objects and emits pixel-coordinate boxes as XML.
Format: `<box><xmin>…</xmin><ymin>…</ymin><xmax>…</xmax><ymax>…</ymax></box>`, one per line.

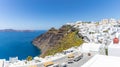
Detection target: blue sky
<box><xmin>0</xmin><ymin>0</ymin><xmax>120</xmax><ymax>30</ymax></box>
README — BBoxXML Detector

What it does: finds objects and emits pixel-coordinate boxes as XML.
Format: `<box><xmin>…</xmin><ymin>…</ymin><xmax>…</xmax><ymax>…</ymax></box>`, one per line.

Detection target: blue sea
<box><xmin>0</xmin><ymin>30</ymin><xmax>46</xmax><ymax>60</ymax></box>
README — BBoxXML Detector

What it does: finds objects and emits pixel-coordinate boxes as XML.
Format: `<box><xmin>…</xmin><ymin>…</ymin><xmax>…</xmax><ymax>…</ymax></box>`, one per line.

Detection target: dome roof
<box><xmin>113</xmin><ymin>37</ymin><xmax>119</xmax><ymax>44</ymax></box>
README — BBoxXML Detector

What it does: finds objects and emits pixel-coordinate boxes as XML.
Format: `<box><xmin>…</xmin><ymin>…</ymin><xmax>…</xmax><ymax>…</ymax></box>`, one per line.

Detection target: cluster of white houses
<box><xmin>1</xmin><ymin>18</ymin><xmax>120</xmax><ymax>67</ymax></box>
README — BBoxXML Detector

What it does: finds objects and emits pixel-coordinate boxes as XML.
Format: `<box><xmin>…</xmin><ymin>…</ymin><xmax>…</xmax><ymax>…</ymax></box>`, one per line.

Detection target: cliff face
<box><xmin>32</xmin><ymin>25</ymin><xmax>83</xmax><ymax>57</ymax></box>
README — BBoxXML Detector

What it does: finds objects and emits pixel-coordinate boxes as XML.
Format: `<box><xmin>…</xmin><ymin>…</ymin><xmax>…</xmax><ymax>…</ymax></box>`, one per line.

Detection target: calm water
<box><xmin>0</xmin><ymin>31</ymin><xmax>45</xmax><ymax>60</ymax></box>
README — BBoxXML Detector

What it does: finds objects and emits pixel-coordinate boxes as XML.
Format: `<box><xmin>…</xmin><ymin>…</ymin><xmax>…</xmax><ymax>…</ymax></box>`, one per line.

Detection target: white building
<box><xmin>0</xmin><ymin>60</ymin><xmax>4</xmax><ymax>67</ymax></box>
<box><xmin>9</xmin><ymin>57</ymin><xmax>18</xmax><ymax>63</ymax></box>
<box><xmin>81</xmin><ymin>54</ymin><xmax>120</xmax><ymax>67</ymax></box>
<box><xmin>100</xmin><ymin>19</ymin><xmax>109</xmax><ymax>24</ymax></box>
<box><xmin>108</xmin><ymin>35</ymin><xmax>120</xmax><ymax>57</ymax></box>
<box><xmin>81</xmin><ymin>43</ymin><xmax>103</xmax><ymax>53</ymax></box>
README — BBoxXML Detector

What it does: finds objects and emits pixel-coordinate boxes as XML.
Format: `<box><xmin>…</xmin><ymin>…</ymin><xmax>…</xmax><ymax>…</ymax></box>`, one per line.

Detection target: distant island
<box><xmin>0</xmin><ymin>29</ymin><xmax>35</xmax><ymax>32</ymax></box>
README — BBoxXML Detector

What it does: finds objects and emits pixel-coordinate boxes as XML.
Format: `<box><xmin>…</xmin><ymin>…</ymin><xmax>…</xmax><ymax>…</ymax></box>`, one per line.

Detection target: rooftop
<box><xmin>81</xmin><ymin>54</ymin><xmax>120</xmax><ymax>67</ymax></box>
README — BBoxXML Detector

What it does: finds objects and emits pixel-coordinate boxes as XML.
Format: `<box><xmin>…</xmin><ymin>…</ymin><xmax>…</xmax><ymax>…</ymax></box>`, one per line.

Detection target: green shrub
<box><xmin>26</xmin><ymin>56</ymin><xmax>33</xmax><ymax>61</ymax></box>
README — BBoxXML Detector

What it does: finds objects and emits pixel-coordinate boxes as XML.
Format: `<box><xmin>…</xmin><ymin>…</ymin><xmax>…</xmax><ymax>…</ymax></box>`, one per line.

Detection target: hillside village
<box><xmin>1</xmin><ymin>18</ymin><xmax>120</xmax><ymax>67</ymax></box>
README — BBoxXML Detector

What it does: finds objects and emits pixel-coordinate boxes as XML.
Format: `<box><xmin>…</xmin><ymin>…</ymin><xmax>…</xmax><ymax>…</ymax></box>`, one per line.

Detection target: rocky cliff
<box><xmin>32</xmin><ymin>25</ymin><xmax>84</xmax><ymax>57</ymax></box>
